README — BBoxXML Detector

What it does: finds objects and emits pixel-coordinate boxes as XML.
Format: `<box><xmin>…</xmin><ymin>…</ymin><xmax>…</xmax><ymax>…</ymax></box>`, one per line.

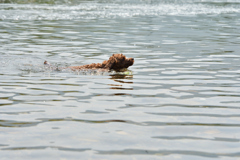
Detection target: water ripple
<box><xmin>97</xmin><ymin>149</ymin><xmax>240</xmax><ymax>158</ymax></box>
<box><xmin>1</xmin><ymin>0</ymin><xmax>240</xmax><ymax>159</ymax></box>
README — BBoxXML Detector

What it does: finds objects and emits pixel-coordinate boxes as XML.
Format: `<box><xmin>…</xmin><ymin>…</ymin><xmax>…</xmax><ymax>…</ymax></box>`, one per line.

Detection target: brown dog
<box><xmin>44</xmin><ymin>54</ymin><xmax>134</xmax><ymax>72</ymax></box>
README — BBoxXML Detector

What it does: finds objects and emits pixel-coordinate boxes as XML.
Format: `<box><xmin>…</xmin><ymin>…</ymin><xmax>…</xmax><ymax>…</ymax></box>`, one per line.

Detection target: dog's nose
<box><xmin>132</xmin><ymin>58</ymin><xmax>134</xmax><ymax>60</ymax></box>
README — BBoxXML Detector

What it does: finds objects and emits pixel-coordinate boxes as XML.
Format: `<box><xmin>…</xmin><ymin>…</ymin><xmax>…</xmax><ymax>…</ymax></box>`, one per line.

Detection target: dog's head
<box><xmin>103</xmin><ymin>54</ymin><xmax>134</xmax><ymax>71</ymax></box>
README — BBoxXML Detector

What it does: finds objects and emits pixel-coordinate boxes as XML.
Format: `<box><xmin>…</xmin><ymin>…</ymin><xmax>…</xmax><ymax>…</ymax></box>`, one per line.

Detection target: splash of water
<box><xmin>0</xmin><ymin>1</ymin><xmax>240</xmax><ymax>20</ymax></box>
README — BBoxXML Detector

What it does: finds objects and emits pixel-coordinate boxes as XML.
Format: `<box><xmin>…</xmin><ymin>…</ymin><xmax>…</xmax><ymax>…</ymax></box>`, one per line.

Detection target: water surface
<box><xmin>1</xmin><ymin>0</ymin><xmax>240</xmax><ymax>159</ymax></box>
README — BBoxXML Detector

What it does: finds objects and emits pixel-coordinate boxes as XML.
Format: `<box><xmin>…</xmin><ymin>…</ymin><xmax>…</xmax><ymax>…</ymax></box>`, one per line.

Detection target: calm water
<box><xmin>1</xmin><ymin>0</ymin><xmax>240</xmax><ymax>159</ymax></box>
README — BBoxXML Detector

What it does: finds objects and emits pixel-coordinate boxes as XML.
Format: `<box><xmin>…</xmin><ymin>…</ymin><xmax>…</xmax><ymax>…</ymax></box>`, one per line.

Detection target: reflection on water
<box><xmin>1</xmin><ymin>0</ymin><xmax>240</xmax><ymax>159</ymax></box>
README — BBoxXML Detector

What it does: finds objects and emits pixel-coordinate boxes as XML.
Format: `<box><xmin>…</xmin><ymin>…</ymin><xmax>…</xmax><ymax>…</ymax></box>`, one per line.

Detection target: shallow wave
<box><xmin>2</xmin><ymin>146</ymin><xmax>240</xmax><ymax>158</ymax></box>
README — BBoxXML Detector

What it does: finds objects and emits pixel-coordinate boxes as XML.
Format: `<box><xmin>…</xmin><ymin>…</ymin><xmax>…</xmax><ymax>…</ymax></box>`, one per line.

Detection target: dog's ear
<box><xmin>104</xmin><ymin>56</ymin><xmax>116</xmax><ymax>70</ymax></box>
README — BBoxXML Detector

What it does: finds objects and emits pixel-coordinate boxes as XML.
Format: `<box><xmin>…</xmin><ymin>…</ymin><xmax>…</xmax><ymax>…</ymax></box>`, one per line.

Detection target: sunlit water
<box><xmin>1</xmin><ymin>0</ymin><xmax>240</xmax><ymax>159</ymax></box>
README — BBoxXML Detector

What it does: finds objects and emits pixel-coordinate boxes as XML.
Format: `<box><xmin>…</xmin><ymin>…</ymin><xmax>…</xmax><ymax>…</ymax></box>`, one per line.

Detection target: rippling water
<box><xmin>1</xmin><ymin>0</ymin><xmax>240</xmax><ymax>159</ymax></box>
